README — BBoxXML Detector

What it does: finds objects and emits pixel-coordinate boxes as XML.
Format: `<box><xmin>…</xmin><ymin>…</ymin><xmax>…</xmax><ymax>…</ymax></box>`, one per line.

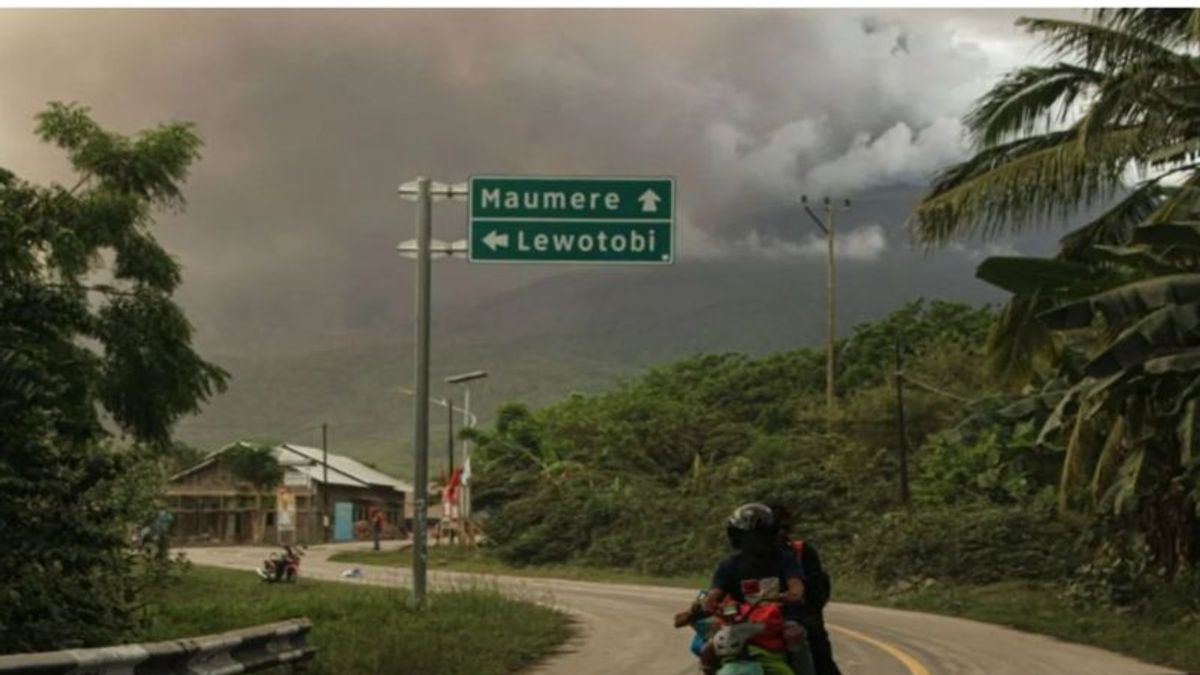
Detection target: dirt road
<box><xmin>182</xmin><ymin>545</ymin><xmax>1179</xmax><ymax>675</ymax></box>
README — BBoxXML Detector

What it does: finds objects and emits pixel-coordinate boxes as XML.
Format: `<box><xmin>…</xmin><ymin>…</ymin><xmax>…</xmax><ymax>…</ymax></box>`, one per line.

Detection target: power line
<box><xmin>900</xmin><ymin>373</ymin><xmax>973</xmax><ymax>403</ymax></box>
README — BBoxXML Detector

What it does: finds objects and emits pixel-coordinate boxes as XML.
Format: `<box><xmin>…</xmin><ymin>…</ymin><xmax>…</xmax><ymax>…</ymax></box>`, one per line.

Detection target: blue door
<box><xmin>333</xmin><ymin>501</ymin><xmax>354</xmax><ymax>541</ymax></box>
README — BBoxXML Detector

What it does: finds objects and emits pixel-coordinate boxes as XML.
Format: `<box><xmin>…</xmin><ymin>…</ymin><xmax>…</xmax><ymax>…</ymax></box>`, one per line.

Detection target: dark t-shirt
<box><xmin>710</xmin><ymin>551</ymin><xmax>805</xmax><ymax>621</ymax></box>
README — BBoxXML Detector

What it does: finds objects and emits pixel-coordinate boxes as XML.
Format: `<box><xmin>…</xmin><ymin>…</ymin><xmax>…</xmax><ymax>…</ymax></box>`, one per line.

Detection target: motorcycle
<box><xmin>684</xmin><ymin>597</ymin><xmax>811</xmax><ymax>675</ymax></box>
<box><xmin>256</xmin><ymin>545</ymin><xmax>304</xmax><ymax>583</ymax></box>
<box><xmin>710</xmin><ymin>601</ymin><xmax>770</xmax><ymax>675</ymax></box>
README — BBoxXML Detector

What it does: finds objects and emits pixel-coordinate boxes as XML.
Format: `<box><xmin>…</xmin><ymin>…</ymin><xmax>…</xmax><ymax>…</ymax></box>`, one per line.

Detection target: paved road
<box><xmin>182</xmin><ymin>545</ymin><xmax>1181</xmax><ymax>675</ymax></box>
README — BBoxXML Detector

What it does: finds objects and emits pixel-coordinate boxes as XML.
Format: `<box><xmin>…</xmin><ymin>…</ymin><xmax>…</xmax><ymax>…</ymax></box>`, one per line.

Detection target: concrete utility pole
<box><xmin>321</xmin><ymin>422</ymin><xmax>329</xmax><ymax>542</ymax></box>
<box><xmin>801</xmin><ymin>194</ymin><xmax>851</xmax><ymax>418</ymax></box>
<box><xmin>397</xmin><ymin>177</ymin><xmax>467</xmax><ymax>609</ymax></box>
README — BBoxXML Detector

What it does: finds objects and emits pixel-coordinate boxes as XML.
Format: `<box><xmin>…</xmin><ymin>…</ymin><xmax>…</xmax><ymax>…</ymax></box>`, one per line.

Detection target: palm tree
<box><xmin>910</xmin><ymin>9</ymin><xmax>1200</xmax><ymax>574</ymax></box>
<box><xmin>913</xmin><ymin>9</ymin><xmax>1200</xmax><ymax>249</ymax></box>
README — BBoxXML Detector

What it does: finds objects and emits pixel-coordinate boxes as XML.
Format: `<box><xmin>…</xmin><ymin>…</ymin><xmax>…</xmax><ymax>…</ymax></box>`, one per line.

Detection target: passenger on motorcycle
<box><xmin>766</xmin><ymin>502</ymin><xmax>841</xmax><ymax>675</ymax></box>
<box><xmin>700</xmin><ymin>503</ymin><xmax>814</xmax><ymax>675</ymax></box>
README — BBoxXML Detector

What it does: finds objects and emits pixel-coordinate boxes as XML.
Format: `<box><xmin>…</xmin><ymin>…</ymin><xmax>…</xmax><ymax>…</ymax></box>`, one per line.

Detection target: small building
<box><xmin>167</xmin><ymin>442</ymin><xmax>411</xmax><ymax>545</ymax></box>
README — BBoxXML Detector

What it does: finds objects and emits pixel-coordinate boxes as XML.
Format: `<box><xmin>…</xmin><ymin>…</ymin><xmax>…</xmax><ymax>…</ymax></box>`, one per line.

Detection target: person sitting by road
<box><xmin>766</xmin><ymin>502</ymin><xmax>841</xmax><ymax>675</ymax></box>
<box><xmin>702</xmin><ymin>503</ymin><xmax>812</xmax><ymax>675</ymax></box>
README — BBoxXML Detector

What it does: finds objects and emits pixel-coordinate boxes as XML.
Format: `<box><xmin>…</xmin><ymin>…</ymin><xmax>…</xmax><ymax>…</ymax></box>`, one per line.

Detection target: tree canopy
<box><xmin>0</xmin><ymin>103</ymin><xmax>226</xmax><ymax>652</ymax></box>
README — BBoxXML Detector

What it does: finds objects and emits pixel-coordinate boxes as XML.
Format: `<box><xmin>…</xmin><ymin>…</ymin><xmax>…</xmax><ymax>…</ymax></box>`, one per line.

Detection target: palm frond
<box><xmin>912</xmin><ymin>127</ymin><xmax>1142</xmax><ymax>244</ymax></box>
<box><xmin>1146</xmin><ymin>172</ymin><xmax>1200</xmax><ymax>224</ymax></box>
<box><xmin>1018</xmin><ymin>17</ymin><xmax>1181</xmax><ymax>69</ymax></box>
<box><xmin>1091</xmin><ymin>8</ymin><xmax>1200</xmax><ymax>47</ymax></box>
<box><xmin>966</xmin><ymin>63</ymin><xmax>1103</xmax><ymax>148</ymax></box>
<box><xmin>1078</xmin><ymin>59</ymin><xmax>1182</xmax><ymax>151</ymax></box>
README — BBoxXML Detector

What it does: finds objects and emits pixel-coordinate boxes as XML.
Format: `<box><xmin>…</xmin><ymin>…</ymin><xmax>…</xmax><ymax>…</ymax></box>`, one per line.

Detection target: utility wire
<box><xmin>898</xmin><ymin>372</ymin><xmax>973</xmax><ymax>403</ymax></box>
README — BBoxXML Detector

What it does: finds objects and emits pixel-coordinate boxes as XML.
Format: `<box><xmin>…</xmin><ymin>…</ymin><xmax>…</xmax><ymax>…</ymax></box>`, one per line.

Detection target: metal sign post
<box><xmin>397</xmin><ymin>177</ymin><xmax>466</xmax><ymax>609</ymax></box>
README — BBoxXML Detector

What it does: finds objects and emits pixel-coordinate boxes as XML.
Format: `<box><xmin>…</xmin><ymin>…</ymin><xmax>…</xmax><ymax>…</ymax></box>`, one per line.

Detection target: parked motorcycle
<box><xmin>256</xmin><ymin>545</ymin><xmax>304</xmax><ymax>583</ymax></box>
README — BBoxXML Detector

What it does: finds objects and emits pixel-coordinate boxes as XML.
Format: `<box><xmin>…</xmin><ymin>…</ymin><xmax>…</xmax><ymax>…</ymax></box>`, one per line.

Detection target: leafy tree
<box><xmin>910</xmin><ymin>9</ymin><xmax>1200</xmax><ymax>574</ymax></box>
<box><xmin>0</xmin><ymin>103</ymin><xmax>227</xmax><ymax>652</ymax></box>
<box><xmin>224</xmin><ymin>442</ymin><xmax>283</xmax><ymax>542</ymax></box>
<box><xmin>835</xmin><ymin>299</ymin><xmax>994</xmax><ymax>392</ymax></box>
<box><xmin>162</xmin><ymin>440</ymin><xmax>207</xmax><ymax>476</ymax></box>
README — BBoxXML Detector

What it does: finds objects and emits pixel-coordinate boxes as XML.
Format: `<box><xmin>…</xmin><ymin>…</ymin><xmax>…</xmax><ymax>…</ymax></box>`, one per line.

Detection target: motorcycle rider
<box><xmin>258</xmin><ymin>544</ymin><xmax>302</xmax><ymax>582</ymax></box>
<box><xmin>702</xmin><ymin>503</ymin><xmax>813</xmax><ymax>675</ymax></box>
<box><xmin>766</xmin><ymin>503</ymin><xmax>841</xmax><ymax>675</ymax></box>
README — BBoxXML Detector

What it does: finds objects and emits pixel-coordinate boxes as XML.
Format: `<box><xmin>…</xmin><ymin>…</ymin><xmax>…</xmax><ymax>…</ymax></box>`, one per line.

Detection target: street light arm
<box><xmin>399</xmin><ymin>387</ymin><xmax>478</xmax><ymax>425</ymax></box>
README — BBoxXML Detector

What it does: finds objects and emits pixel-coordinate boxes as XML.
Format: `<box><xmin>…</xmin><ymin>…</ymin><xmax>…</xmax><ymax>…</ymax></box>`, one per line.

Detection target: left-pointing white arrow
<box><xmin>482</xmin><ymin>231</ymin><xmax>509</xmax><ymax>251</ymax></box>
<box><xmin>638</xmin><ymin>189</ymin><xmax>662</xmax><ymax>213</ymax></box>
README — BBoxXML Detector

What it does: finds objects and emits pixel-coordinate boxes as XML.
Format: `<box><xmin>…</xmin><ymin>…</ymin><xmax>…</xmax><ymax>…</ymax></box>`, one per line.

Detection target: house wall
<box><xmin>317</xmin><ymin>484</ymin><xmax>406</xmax><ymax>539</ymax></box>
<box><xmin>167</xmin><ymin>459</ymin><xmax>407</xmax><ymax>544</ymax></box>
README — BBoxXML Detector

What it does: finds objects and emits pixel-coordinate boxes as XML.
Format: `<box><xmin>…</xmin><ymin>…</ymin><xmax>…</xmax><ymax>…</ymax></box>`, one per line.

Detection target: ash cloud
<box><xmin>0</xmin><ymin>8</ymin><xmax>1082</xmax><ymax>349</ymax></box>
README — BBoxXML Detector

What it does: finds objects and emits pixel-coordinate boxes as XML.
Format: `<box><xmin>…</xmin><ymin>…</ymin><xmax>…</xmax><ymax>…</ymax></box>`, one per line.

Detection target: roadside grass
<box><xmin>832</xmin><ymin>576</ymin><xmax>1200</xmax><ymax>674</ymax></box>
<box><xmin>330</xmin><ymin>546</ymin><xmax>710</xmax><ymax>589</ymax></box>
<box><xmin>331</xmin><ymin>548</ymin><xmax>1200</xmax><ymax>673</ymax></box>
<box><xmin>142</xmin><ymin>565</ymin><xmax>572</xmax><ymax>675</ymax></box>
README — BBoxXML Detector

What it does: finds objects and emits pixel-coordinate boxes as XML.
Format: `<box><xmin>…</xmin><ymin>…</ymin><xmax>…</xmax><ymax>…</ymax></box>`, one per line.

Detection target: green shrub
<box><xmin>846</xmin><ymin>504</ymin><xmax>1083</xmax><ymax>586</ymax></box>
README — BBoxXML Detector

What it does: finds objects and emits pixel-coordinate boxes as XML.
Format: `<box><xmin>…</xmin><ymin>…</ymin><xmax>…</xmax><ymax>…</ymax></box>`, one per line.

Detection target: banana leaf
<box><xmin>1039</xmin><ymin>273</ymin><xmax>1200</xmax><ymax>329</ymax></box>
<box><xmin>1144</xmin><ymin>348</ymin><xmax>1200</xmax><ymax>374</ymax></box>
<box><xmin>1107</xmin><ymin>448</ymin><xmax>1148</xmax><ymax>517</ymax></box>
<box><xmin>1059</xmin><ymin>182</ymin><xmax>1167</xmax><ymax>259</ymax></box>
<box><xmin>976</xmin><ymin>256</ymin><xmax>1097</xmax><ymax>295</ymax></box>
<box><xmin>1179</xmin><ymin>399</ymin><xmax>1197</xmax><ymax>468</ymax></box>
<box><xmin>1131</xmin><ymin>221</ymin><xmax>1200</xmax><ymax>248</ymax></box>
<box><xmin>1084</xmin><ymin>302</ymin><xmax>1200</xmax><ymax>376</ymax></box>
<box><xmin>986</xmin><ymin>294</ymin><xmax>1061</xmax><ymax>389</ymax></box>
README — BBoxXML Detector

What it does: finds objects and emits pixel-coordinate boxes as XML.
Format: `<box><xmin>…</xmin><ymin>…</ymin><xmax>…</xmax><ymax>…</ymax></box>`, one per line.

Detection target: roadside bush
<box><xmin>485</xmin><ymin>478</ymin><xmax>622</xmax><ymax>566</ymax></box>
<box><xmin>846</xmin><ymin>504</ymin><xmax>1083</xmax><ymax>586</ymax></box>
<box><xmin>0</xmin><ymin>444</ymin><xmax>179</xmax><ymax>653</ymax></box>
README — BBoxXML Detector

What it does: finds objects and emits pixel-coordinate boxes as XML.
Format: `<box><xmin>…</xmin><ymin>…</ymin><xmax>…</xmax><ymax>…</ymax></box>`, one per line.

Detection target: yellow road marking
<box><xmin>828</xmin><ymin>623</ymin><xmax>932</xmax><ymax>675</ymax></box>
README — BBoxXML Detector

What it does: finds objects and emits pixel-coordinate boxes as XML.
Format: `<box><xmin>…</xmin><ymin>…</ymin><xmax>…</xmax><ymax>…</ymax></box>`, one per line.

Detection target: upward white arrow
<box><xmin>638</xmin><ymin>189</ymin><xmax>662</xmax><ymax>213</ymax></box>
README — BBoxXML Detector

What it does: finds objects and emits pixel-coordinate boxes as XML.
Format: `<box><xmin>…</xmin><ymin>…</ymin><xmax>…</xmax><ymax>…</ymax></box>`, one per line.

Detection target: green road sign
<box><xmin>468</xmin><ymin>176</ymin><xmax>675</xmax><ymax>264</ymax></box>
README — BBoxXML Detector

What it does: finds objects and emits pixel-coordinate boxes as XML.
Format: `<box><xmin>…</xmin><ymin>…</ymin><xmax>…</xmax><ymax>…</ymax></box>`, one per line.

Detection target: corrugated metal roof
<box><xmin>170</xmin><ymin>442</ymin><xmax>411</xmax><ymax>494</ymax></box>
<box><xmin>278</xmin><ymin>444</ymin><xmax>412</xmax><ymax>493</ymax></box>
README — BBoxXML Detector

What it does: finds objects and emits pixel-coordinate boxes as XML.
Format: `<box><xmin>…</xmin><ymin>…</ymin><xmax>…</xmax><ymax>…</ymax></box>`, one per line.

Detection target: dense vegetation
<box><xmin>468</xmin><ymin>301</ymin><xmax>1046</xmax><ymax>576</ymax></box>
<box><xmin>469</xmin><ymin>295</ymin><xmax>1198</xmax><ymax>615</ymax></box>
<box><xmin>0</xmin><ymin>104</ymin><xmax>225</xmax><ymax>652</ymax></box>
<box><xmin>912</xmin><ymin>7</ymin><xmax>1200</xmax><ymax>579</ymax></box>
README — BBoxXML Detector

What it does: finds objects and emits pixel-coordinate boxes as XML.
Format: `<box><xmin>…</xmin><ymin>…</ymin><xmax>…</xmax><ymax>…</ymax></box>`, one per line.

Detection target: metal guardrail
<box><xmin>0</xmin><ymin>618</ymin><xmax>315</xmax><ymax>674</ymax></box>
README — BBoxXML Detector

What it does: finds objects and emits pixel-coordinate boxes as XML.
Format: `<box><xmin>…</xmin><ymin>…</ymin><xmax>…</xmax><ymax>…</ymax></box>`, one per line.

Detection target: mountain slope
<box><xmin>176</xmin><ymin>250</ymin><xmax>1002</xmax><ymax>475</ymax></box>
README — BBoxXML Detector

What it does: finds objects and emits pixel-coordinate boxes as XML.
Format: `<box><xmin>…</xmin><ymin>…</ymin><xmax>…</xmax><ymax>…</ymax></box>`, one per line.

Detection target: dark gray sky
<box><xmin>1</xmin><ymin>8</ymin><xmax>1083</xmax><ymax>352</ymax></box>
